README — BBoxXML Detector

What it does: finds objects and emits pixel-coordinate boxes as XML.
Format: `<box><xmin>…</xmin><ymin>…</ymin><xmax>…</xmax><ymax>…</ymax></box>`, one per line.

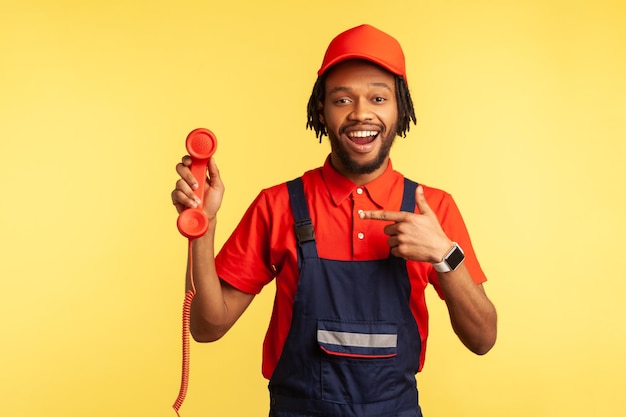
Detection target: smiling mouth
<box><xmin>346</xmin><ymin>130</ymin><xmax>379</xmax><ymax>145</ymax></box>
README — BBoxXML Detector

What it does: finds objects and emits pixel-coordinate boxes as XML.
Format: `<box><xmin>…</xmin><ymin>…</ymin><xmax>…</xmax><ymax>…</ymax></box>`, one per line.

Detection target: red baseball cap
<box><xmin>317</xmin><ymin>24</ymin><xmax>407</xmax><ymax>84</ymax></box>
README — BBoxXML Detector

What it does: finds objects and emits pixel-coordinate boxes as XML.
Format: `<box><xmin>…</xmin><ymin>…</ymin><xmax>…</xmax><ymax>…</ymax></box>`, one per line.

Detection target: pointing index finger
<box><xmin>359</xmin><ymin>210</ymin><xmax>409</xmax><ymax>222</ymax></box>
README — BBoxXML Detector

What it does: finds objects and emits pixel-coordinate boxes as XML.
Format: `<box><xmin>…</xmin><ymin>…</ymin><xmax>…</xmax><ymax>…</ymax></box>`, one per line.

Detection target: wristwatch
<box><xmin>432</xmin><ymin>242</ymin><xmax>465</xmax><ymax>273</ymax></box>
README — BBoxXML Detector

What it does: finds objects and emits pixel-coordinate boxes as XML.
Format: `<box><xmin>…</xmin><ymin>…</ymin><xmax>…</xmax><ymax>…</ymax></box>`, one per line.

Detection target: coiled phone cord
<box><xmin>172</xmin><ymin>239</ymin><xmax>196</xmax><ymax>417</ymax></box>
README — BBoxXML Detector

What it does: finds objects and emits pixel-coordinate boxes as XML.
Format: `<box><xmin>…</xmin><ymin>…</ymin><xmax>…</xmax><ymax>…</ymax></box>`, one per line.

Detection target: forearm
<box><xmin>438</xmin><ymin>263</ymin><xmax>497</xmax><ymax>355</ymax></box>
<box><xmin>185</xmin><ymin>221</ymin><xmax>235</xmax><ymax>342</ymax></box>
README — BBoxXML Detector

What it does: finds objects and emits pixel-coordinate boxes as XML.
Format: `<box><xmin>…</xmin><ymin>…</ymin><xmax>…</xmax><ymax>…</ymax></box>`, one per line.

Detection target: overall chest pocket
<box><xmin>317</xmin><ymin>319</ymin><xmax>398</xmax><ymax>404</ymax></box>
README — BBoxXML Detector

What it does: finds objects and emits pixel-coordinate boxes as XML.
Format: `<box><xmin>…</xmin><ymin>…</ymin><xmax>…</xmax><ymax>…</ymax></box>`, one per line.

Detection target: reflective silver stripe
<box><xmin>317</xmin><ymin>330</ymin><xmax>397</xmax><ymax>348</ymax></box>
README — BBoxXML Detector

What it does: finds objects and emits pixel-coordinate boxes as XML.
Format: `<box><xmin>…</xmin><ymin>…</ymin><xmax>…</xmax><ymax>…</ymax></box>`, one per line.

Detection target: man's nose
<box><xmin>348</xmin><ymin>99</ymin><xmax>374</xmax><ymax>121</ymax></box>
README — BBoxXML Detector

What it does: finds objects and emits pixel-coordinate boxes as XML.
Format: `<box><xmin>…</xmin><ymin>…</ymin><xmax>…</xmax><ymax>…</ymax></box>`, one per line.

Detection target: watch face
<box><xmin>447</xmin><ymin>246</ymin><xmax>465</xmax><ymax>270</ymax></box>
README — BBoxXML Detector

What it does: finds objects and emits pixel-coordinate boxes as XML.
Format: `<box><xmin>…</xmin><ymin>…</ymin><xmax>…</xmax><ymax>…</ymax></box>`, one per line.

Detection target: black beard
<box><xmin>329</xmin><ymin>128</ymin><xmax>396</xmax><ymax>175</ymax></box>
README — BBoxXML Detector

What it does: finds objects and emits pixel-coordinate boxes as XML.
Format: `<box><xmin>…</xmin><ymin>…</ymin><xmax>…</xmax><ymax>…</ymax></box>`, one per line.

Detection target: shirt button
<box><xmin>356</xmin><ymin>187</ymin><xmax>364</xmax><ymax>195</ymax></box>
<box><xmin>357</xmin><ymin>232</ymin><xmax>364</xmax><ymax>240</ymax></box>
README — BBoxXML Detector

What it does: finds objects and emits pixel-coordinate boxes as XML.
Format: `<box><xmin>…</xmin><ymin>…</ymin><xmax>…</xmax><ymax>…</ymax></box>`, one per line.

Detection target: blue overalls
<box><xmin>268</xmin><ymin>177</ymin><xmax>423</xmax><ymax>417</ymax></box>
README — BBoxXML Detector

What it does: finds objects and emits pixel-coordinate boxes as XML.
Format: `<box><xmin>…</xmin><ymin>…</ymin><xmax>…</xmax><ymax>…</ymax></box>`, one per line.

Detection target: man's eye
<box><xmin>335</xmin><ymin>98</ymin><xmax>351</xmax><ymax>104</ymax></box>
<box><xmin>374</xmin><ymin>97</ymin><xmax>386</xmax><ymax>103</ymax></box>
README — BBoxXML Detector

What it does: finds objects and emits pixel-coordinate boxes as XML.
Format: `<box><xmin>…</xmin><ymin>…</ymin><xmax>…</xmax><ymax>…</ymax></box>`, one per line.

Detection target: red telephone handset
<box><xmin>176</xmin><ymin>128</ymin><xmax>218</xmax><ymax>239</ymax></box>
<box><xmin>173</xmin><ymin>128</ymin><xmax>218</xmax><ymax>417</ymax></box>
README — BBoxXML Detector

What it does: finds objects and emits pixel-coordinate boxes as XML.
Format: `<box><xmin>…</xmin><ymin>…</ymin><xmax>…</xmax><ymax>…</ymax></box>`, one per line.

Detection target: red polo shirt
<box><xmin>215</xmin><ymin>157</ymin><xmax>486</xmax><ymax>379</ymax></box>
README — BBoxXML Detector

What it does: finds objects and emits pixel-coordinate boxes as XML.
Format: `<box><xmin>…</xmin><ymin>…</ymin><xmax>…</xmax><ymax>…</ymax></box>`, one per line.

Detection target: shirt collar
<box><xmin>321</xmin><ymin>155</ymin><xmax>397</xmax><ymax>207</ymax></box>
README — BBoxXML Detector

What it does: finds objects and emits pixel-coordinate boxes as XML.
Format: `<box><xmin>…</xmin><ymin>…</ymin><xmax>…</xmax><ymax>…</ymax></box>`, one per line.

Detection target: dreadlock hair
<box><xmin>306</xmin><ymin>72</ymin><xmax>417</xmax><ymax>143</ymax></box>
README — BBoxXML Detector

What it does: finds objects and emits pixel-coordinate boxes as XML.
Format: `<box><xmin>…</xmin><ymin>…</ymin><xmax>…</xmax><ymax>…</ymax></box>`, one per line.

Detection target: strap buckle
<box><xmin>294</xmin><ymin>219</ymin><xmax>315</xmax><ymax>245</ymax></box>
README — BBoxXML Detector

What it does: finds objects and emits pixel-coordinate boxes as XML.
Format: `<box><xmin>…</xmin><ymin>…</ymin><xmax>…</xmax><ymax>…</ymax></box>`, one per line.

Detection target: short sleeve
<box><xmin>424</xmin><ymin>188</ymin><xmax>487</xmax><ymax>299</ymax></box>
<box><xmin>215</xmin><ymin>191</ymin><xmax>276</xmax><ymax>295</ymax></box>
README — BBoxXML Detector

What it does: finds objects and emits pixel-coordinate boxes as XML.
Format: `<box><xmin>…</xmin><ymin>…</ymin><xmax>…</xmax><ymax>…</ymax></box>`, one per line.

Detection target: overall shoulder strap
<box><xmin>286</xmin><ymin>177</ymin><xmax>318</xmax><ymax>260</ymax></box>
<box><xmin>400</xmin><ymin>178</ymin><xmax>419</xmax><ymax>213</ymax></box>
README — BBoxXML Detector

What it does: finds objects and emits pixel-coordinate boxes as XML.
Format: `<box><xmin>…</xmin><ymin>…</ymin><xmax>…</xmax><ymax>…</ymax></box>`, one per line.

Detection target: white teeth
<box><xmin>348</xmin><ymin>131</ymin><xmax>378</xmax><ymax>138</ymax></box>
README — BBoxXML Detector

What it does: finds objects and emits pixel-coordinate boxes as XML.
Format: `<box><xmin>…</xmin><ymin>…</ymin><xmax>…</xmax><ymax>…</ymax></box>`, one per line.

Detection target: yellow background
<box><xmin>1</xmin><ymin>1</ymin><xmax>625</xmax><ymax>416</ymax></box>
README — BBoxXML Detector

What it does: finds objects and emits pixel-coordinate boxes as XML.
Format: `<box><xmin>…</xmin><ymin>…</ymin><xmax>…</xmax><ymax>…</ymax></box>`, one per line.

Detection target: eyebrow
<box><xmin>327</xmin><ymin>82</ymin><xmax>393</xmax><ymax>95</ymax></box>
